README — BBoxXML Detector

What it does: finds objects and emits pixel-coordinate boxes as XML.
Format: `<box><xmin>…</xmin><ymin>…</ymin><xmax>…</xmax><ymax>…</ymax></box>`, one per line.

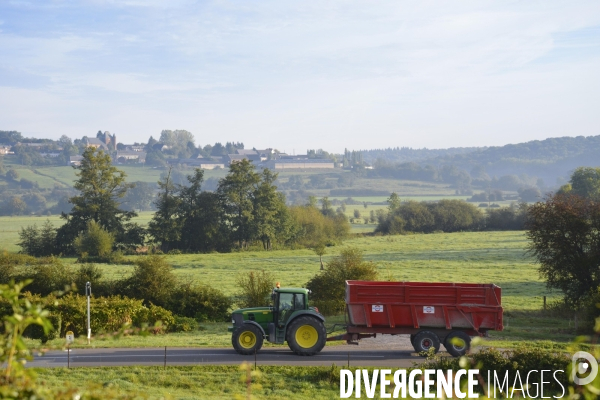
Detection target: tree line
<box><xmin>375</xmin><ymin>193</ymin><xmax>528</xmax><ymax>234</ymax></box>
<box><xmin>18</xmin><ymin>148</ymin><xmax>350</xmax><ymax>257</ymax></box>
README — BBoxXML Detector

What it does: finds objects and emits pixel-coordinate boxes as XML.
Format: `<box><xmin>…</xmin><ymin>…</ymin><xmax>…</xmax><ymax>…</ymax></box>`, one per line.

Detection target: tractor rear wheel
<box><xmin>286</xmin><ymin>316</ymin><xmax>327</xmax><ymax>356</ymax></box>
<box><xmin>412</xmin><ymin>331</ymin><xmax>440</xmax><ymax>355</ymax></box>
<box><xmin>232</xmin><ymin>324</ymin><xmax>264</xmax><ymax>355</ymax></box>
<box><xmin>443</xmin><ymin>331</ymin><xmax>471</xmax><ymax>357</ymax></box>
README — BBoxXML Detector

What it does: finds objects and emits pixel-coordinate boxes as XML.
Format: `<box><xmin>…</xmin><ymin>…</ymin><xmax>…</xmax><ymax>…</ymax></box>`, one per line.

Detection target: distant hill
<box><xmin>360</xmin><ymin>147</ymin><xmax>480</xmax><ymax>164</ymax></box>
<box><xmin>359</xmin><ymin>135</ymin><xmax>600</xmax><ymax>187</ymax></box>
<box><xmin>423</xmin><ymin>135</ymin><xmax>600</xmax><ymax>185</ymax></box>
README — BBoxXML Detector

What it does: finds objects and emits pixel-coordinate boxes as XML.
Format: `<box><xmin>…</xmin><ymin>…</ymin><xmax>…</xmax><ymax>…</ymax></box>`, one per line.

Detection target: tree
<box><xmin>145</xmin><ymin>151</ymin><xmax>166</xmax><ymax>167</ymax></box>
<box><xmin>73</xmin><ymin>220</ymin><xmax>115</xmax><ymax>258</ymax></box>
<box><xmin>427</xmin><ymin>200</ymin><xmax>483</xmax><ymax>232</ymax></box>
<box><xmin>305</xmin><ymin>248</ymin><xmax>378</xmax><ymax>315</ymax></box>
<box><xmin>145</xmin><ymin>135</ymin><xmax>158</xmax><ymax>151</ymax></box>
<box><xmin>177</xmin><ymin>168</ymin><xmax>229</xmax><ymax>252</ymax></box>
<box><xmin>0</xmin><ymin>130</ymin><xmax>23</xmax><ymax>143</ymax></box>
<box><xmin>18</xmin><ymin>220</ymin><xmax>57</xmax><ymax>257</ymax></box>
<box><xmin>486</xmin><ymin>203</ymin><xmax>527</xmax><ymax>230</ymax></box>
<box><xmin>518</xmin><ymin>187</ymin><xmax>542</xmax><ymax>202</ymax></box>
<box><xmin>397</xmin><ymin>201</ymin><xmax>434</xmax><ymax>232</ymax></box>
<box><xmin>58</xmin><ymin>135</ymin><xmax>72</xmax><ymax>146</ymax></box>
<box><xmin>159</xmin><ymin>129</ymin><xmax>195</xmax><ymax>157</ymax></box>
<box><xmin>288</xmin><ymin>205</ymin><xmax>349</xmax><ymax>247</ymax></box>
<box><xmin>235</xmin><ymin>270</ymin><xmax>274</xmax><ymax>308</ymax></box>
<box><xmin>55</xmin><ymin>147</ymin><xmax>137</xmax><ymax>254</ymax></box>
<box><xmin>121</xmin><ymin>181</ymin><xmax>156</xmax><ymax>211</ymax></box>
<box><xmin>312</xmin><ymin>242</ymin><xmax>326</xmax><ymax>270</ymax></box>
<box><xmin>568</xmin><ymin>167</ymin><xmax>600</xmax><ymax>199</ymax></box>
<box><xmin>387</xmin><ymin>192</ymin><xmax>401</xmax><ymax>212</ymax></box>
<box><xmin>320</xmin><ymin>196</ymin><xmax>334</xmax><ymax>217</ymax></box>
<box><xmin>252</xmin><ymin>168</ymin><xmax>290</xmax><ymax>250</ymax></box>
<box><xmin>6</xmin><ymin>169</ymin><xmax>19</xmax><ymax>181</ymax></box>
<box><xmin>120</xmin><ymin>256</ymin><xmax>178</xmax><ymax>308</ymax></box>
<box><xmin>148</xmin><ymin>167</ymin><xmax>182</xmax><ymax>252</ymax></box>
<box><xmin>526</xmin><ymin>193</ymin><xmax>600</xmax><ymax>306</ymax></box>
<box><xmin>3</xmin><ymin>197</ymin><xmax>27</xmax><ymax>215</ymax></box>
<box><xmin>22</xmin><ymin>193</ymin><xmax>46</xmax><ymax>212</ymax></box>
<box><xmin>217</xmin><ymin>159</ymin><xmax>260</xmax><ymax>249</ymax></box>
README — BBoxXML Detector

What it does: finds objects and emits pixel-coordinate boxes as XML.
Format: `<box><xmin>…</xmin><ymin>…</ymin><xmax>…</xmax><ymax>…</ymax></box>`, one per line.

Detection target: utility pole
<box><xmin>86</xmin><ymin>282</ymin><xmax>91</xmax><ymax>345</ymax></box>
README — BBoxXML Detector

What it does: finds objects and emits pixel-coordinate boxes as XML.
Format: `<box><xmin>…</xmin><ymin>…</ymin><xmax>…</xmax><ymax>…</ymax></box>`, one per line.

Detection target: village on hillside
<box><xmin>0</xmin><ymin>129</ymin><xmax>353</xmax><ymax>170</ymax></box>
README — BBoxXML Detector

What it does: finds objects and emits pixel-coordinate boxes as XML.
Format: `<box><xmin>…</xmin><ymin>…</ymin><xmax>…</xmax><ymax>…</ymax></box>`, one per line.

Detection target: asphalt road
<box><xmin>28</xmin><ymin>346</ymin><xmax>423</xmax><ymax>368</ymax></box>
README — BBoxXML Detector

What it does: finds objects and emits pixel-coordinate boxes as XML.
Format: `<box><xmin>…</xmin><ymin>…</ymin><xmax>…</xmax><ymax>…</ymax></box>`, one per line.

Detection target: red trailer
<box><xmin>327</xmin><ymin>280</ymin><xmax>503</xmax><ymax>356</ymax></box>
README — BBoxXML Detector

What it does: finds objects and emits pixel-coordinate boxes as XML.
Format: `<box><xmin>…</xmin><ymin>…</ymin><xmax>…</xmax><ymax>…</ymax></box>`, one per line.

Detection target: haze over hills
<box><xmin>1</xmin><ymin>129</ymin><xmax>600</xmax><ymax>212</ymax></box>
<box><xmin>360</xmin><ymin>135</ymin><xmax>600</xmax><ymax>186</ymax></box>
<box><xmin>359</xmin><ymin>147</ymin><xmax>482</xmax><ymax>165</ymax></box>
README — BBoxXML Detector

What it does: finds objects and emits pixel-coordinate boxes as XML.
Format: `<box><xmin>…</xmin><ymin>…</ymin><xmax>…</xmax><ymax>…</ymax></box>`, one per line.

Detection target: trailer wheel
<box><xmin>443</xmin><ymin>331</ymin><xmax>471</xmax><ymax>357</ymax></box>
<box><xmin>232</xmin><ymin>324</ymin><xmax>264</xmax><ymax>355</ymax></box>
<box><xmin>286</xmin><ymin>316</ymin><xmax>326</xmax><ymax>356</ymax></box>
<box><xmin>412</xmin><ymin>331</ymin><xmax>440</xmax><ymax>355</ymax></box>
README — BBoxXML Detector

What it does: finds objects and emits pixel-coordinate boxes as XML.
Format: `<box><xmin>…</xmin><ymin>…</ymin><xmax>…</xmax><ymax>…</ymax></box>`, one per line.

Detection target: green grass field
<box><xmin>0</xmin><ymin>215</ymin><xmax>558</xmax><ymax>315</ymax></box>
<box><xmin>10</xmin><ymin>225</ymin><xmax>572</xmax><ymax>352</ymax></box>
<box><xmin>33</xmin><ymin>365</ymin><xmax>344</xmax><ymax>399</ymax></box>
<box><xmin>9</xmin><ymin>221</ymin><xmax>580</xmax><ymax>398</ymax></box>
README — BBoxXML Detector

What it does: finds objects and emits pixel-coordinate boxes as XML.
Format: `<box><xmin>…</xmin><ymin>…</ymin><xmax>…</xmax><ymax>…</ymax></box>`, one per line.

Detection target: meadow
<box><xmin>7</xmin><ymin>215</ymin><xmax>579</xmax><ymax>398</ymax></box>
<box><xmin>33</xmin><ymin>365</ymin><xmax>345</xmax><ymax>399</ymax></box>
<box><xmin>5</xmin><ymin>212</ymin><xmax>572</xmax><ymax>352</ymax></box>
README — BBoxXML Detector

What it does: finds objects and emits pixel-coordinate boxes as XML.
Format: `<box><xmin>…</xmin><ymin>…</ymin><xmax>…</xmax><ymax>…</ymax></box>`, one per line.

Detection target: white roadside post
<box><xmin>65</xmin><ymin>330</ymin><xmax>74</xmax><ymax>368</ymax></box>
<box><xmin>86</xmin><ymin>281</ymin><xmax>91</xmax><ymax>345</ymax></box>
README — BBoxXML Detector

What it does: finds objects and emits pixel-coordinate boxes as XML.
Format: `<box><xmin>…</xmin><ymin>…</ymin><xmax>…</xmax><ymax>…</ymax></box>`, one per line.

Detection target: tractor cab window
<box><xmin>278</xmin><ymin>293</ymin><xmax>294</xmax><ymax>326</ymax></box>
<box><xmin>294</xmin><ymin>294</ymin><xmax>305</xmax><ymax>310</ymax></box>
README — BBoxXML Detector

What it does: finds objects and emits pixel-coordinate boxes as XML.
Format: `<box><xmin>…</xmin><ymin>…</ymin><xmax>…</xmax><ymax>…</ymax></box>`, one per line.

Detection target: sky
<box><xmin>1</xmin><ymin>1</ymin><xmax>599</xmax><ymax>153</ymax></box>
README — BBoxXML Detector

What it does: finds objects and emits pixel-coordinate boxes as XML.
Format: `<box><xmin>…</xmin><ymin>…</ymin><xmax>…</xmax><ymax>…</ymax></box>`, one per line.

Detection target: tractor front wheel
<box><xmin>286</xmin><ymin>316</ymin><xmax>327</xmax><ymax>356</ymax></box>
<box><xmin>232</xmin><ymin>324</ymin><xmax>264</xmax><ymax>355</ymax></box>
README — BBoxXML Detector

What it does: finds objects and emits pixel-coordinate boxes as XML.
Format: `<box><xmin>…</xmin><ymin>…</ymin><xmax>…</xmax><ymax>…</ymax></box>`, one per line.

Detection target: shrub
<box><xmin>288</xmin><ymin>205</ymin><xmax>350</xmax><ymax>247</ymax></box>
<box><xmin>74</xmin><ymin>220</ymin><xmax>115</xmax><ymax>258</ymax></box>
<box><xmin>25</xmin><ymin>293</ymin><xmax>175</xmax><ymax>337</ymax></box>
<box><xmin>235</xmin><ymin>270</ymin><xmax>274</xmax><ymax>308</ymax></box>
<box><xmin>0</xmin><ymin>251</ymin><xmax>38</xmax><ymax>267</ymax></box>
<box><xmin>167</xmin><ymin>283</ymin><xmax>232</xmax><ymax>322</ymax></box>
<box><xmin>306</xmin><ymin>248</ymin><xmax>378</xmax><ymax>315</ymax></box>
<box><xmin>170</xmin><ymin>316</ymin><xmax>200</xmax><ymax>332</ymax></box>
<box><xmin>0</xmin><ymin>252</ymin><xmax>45</xmax><ymax>284</ymax></box>
<box><xmin>485</xmin><ymin>203</ymin><xmax>527</xmax><ymax>230</ymax></box>
<box><xmin>73</xmin><ymin>263</ymin><xmax>105</xmax><ymax>295</ymax></box>
<box><xmin>134</xmin><ymin>303</ymin><xmax>175</xmax><ymax>333</ymax></box>
<box><xmin>77</xmin><ymin>250</ymin><xmax>128</xmax><ymax>265</ymax></box>
<box><xmin>428</xmin><ymin>199</ymin><xmax>483</xmax><ymax>232</ymax></box>
<box><xmin>119</xmin><ymin>255</ymin><xmax>178</xmax><ymax>308</ymax></box>
<box><xmin>23</xmin><ymin>312</ymin><xmax>61</xmax><ymax>343</ymax></box>
<box><xmin>376</xmin><ymin>200</ymin><xmax>483</xmax><ymax>234</ymax></box>
<box><xmin>13</xmin><ymin>257</ymin><xmax>73</xmax><ymax>296</ymax></box>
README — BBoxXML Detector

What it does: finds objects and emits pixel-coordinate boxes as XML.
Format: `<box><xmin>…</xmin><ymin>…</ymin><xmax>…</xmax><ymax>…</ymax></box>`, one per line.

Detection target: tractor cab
<box><xmin>229</xmin><ymin>286</ymin><xmax>326</xmax><ymax>356</ymax></box>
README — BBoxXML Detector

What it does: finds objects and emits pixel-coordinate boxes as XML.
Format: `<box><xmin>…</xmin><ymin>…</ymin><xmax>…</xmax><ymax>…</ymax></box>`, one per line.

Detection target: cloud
<box><xmin>0</xmin><ymin>1</ymin><xmax>599</xmax><ymax>150</ymax></box>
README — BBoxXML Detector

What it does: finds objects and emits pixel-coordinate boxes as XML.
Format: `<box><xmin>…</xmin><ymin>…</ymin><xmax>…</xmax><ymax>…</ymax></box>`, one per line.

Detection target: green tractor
<box><xmin>228</xmin><ymin>287</ymin><xmax>327</xmax><ymax>356</ymax></box>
